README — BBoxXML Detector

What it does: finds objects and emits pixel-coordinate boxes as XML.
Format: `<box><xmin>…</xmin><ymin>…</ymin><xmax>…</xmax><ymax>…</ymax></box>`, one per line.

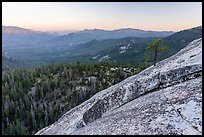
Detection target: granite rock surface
<box><xmin>36</xmin><ymin>38</ymin><xmax>202</xmax><ymax>135</ymax></box>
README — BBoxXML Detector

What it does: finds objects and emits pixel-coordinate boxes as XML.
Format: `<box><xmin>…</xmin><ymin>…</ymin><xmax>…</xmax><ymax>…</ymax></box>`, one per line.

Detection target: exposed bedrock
<box><xmin>36</xmin><ymin>38</ymin><xmax>202</xmax><ymax>135</ymax></box>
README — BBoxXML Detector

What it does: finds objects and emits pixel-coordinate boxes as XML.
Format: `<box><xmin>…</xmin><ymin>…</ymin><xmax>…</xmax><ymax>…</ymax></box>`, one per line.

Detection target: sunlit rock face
<box><xmin>36</xmin><ymin>38</ymin><xmax>202</xmax><ymax>135</ymax></box>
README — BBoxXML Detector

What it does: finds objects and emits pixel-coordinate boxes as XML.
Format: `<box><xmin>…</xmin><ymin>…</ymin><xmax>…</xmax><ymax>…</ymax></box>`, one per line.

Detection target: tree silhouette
<box><xmin>145</xmin><ymin>39</ymin><xmax>167</xmax><ymax>66</ymax></box>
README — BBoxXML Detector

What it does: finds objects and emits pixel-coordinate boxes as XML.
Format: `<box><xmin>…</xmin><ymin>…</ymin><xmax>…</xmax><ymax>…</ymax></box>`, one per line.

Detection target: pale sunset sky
<box><xmin>2</xmin><ymin>2</ymin><xmax>202</xmax><ymax>32</ymax></box>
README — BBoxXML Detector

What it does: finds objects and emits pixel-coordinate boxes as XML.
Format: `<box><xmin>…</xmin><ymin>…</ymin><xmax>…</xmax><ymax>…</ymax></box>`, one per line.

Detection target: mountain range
<box><xmin>2</xmin><ymin>26</ymin><xmax>174</xmax><ymax>48</ymax></box>
<box><xmin>44</xmin><ymin>28</ymin><xmax>174</xmax><ymax>47</ymax></box>
<box><xmin>2</xmin><ymin>26</ymin><xmax>202</xmax><ymax>68</ymax></box>
<box><xmin>2</xmin><ymin>26</ymin><xmax>57</xmax><ymax>49</ymax></box>
<box><xmin>52</xmin><ymin>26</ymin><xmax>202</xmax><ymax>65</ymax></box>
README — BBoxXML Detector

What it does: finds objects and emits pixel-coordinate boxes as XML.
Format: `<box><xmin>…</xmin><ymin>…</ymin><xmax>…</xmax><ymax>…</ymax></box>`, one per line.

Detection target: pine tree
<box><xmin>145</xmin><ymin>39</ymin><xmax>167</xmax><ymax>66</ymax></box>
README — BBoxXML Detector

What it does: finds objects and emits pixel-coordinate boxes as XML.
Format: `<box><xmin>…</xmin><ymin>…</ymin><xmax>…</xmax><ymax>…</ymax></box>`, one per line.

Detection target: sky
<box><xmin>2</xmin><ymin>2</ymin><xmax>202</xmax><ymax>32</ymax></box>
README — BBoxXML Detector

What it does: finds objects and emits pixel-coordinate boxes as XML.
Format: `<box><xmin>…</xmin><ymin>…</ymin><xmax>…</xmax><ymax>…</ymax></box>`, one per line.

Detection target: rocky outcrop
<box><xmin>36</xmin><ymin>38</ymin><xmax>202</xmax><ymax>135</ymax></box>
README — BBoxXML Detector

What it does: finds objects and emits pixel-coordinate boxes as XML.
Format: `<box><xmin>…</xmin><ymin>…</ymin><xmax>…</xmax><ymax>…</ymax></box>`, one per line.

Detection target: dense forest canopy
<box><xmin>2</xmin><ymin>62</ymin><xmax>146</xmax><ymax>135</ymax></box>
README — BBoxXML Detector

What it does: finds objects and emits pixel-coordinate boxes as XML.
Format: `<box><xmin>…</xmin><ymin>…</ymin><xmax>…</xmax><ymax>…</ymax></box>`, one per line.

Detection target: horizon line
<box><xmin>2</xmin><ymin>25</ymin><xmax>202</xmax><ymax>33</ymax></box>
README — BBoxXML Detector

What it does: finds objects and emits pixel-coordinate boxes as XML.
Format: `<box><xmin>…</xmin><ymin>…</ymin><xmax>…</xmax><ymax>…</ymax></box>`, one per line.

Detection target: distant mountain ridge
<box><xmin>78</xmin><ymin>28</ymin><xmax>174</xmax><ymax>33</ymax></box>
<box><xmin>2</xmin><ymin>26</ymin><xmax>202</xmax><ymax>68</ymax></box>
<box><xmin>2</xmin><ymin>26</ymin><xmax>174</xmax><ymax>50</ymax></box>
<box><xmin>3</xmin><ymin>26</ymin><xmax>41</xmax><ymax>34</ymax></box>
<box><xmin>2</xmin><ymin>26</ymin><xmax>57</xmax><ymax>48</ymax></box>
<box><xmin>51</xmin><ymin>28</ymin><xmax>174</xmax><ymax>47</ymax></box>
<box><xmin>63</xmin><ymin>26</ymin><xmax>202</xmax><ymax>65</ymax></box>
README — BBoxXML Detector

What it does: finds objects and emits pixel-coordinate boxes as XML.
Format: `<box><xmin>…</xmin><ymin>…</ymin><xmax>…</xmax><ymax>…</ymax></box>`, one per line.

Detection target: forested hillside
<box><xmin>159</xmin><ymin>26</ymin><xmax>202</xmax><ymax>60</ymax></box>
<box><xmin>2</xmin><ymin>62</ymin><xmax>144</xmax><ymax>135</ymax></box>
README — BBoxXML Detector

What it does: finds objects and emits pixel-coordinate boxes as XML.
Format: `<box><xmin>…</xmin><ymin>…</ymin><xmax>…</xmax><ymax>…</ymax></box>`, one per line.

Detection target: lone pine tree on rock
<box><xmin>145</xmin><ymin>39</ymin><xmax>167</xmax><ymax>66</ymax></box>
